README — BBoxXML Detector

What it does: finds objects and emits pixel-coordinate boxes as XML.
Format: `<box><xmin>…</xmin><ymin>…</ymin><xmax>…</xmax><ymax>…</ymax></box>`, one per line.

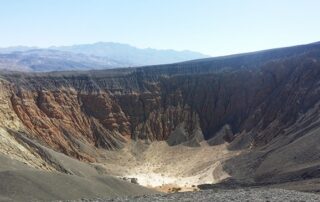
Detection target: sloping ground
<box><xmin>0</xmin><ymin>169</ymin><xmax>155</xmax><ymax>202</ymax></box>
<box><xmin>63</xmin><ymin>188</ymin><xmax>320</xmax><ymax>202</ymax></box>
<box><xmin>0</xmin><ymin>154</ymin><xmax>157</xmax><ymax>202</ymax></box>
<box><xmin>223</xmin><ymin>102</ymin><xmax>320</xmax><ymax>185</ymax></box>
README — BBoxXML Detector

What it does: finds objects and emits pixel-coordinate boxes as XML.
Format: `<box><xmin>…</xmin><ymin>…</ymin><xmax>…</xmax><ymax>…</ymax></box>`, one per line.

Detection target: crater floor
<box><xmin>97</xmin><ymin>141</ymin><xmax>242</xmax><ymax>192</ymax></box>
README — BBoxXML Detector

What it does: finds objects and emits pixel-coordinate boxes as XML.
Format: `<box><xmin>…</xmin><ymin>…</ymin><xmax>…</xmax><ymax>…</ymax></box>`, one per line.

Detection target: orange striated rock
<box><xmin>10</xmin><ymin>89</ymin><xmax>130</xmax><ymax>161</ymax></box>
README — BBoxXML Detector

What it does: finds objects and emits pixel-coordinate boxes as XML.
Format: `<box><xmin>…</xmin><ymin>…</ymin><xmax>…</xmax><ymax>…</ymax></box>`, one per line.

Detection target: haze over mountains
<box><xmin>0</xmin><ymin>42</ymin><xmax>209</xmax><ymax>72</ymax></box>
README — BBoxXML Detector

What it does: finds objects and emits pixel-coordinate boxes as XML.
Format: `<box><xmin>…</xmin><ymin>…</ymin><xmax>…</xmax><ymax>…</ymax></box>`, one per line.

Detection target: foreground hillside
<box><xmin>0</xmin><ymin>42</ymin><xmax>320</xmax><ymax>201</ymax></box>
<box><xmin>0</xmin><ymin>153</ymin><xmax>157</xmax><ymax>202</ymax></box>
<box><xmin>64</xmin><ymin>188</ymin><xmax>320</xmax><ymax>202</ymax></box>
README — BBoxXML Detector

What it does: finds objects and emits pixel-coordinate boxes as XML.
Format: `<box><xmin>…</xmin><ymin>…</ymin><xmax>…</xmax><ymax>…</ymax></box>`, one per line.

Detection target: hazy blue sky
<box><xmin>0</xmin><ymin>0</ymin><xmax>319</xmax><ymax>56</ymax></box>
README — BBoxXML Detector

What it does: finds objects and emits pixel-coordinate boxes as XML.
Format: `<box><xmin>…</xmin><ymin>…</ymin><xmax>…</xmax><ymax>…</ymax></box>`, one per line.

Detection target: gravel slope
<box><xmin>64</xmin><ymin>188</ymin><xmax>320</xmax><ymax>202</ymax></box>
<box><xmin>0</xmin><ymin>154</ymin><xmax>157</xmax><ymax>202</ymax></box>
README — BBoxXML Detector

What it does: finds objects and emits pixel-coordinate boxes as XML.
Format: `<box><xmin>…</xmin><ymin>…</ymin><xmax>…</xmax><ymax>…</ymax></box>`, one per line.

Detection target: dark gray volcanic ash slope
<box><xmin>0</xmin><ymin>153</ymin><xmax>157</xmax><ymax>202</ymax></box>
<box><xmin>64</xmin><ymin>188</ymin><xmax>320</xmax><ymax>202</ymax></box>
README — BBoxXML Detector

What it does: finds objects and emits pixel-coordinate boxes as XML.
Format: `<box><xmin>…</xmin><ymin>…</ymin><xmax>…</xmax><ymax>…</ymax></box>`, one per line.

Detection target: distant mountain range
<box><xmin>0</xmin><ymin>49</ymin><xmax>130</xmax><ymax>72</ymax></box>
<box><xmin>0</xmin><ymin>42</ymin><xmax>209</xmax><ymax>72</ymax></box>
